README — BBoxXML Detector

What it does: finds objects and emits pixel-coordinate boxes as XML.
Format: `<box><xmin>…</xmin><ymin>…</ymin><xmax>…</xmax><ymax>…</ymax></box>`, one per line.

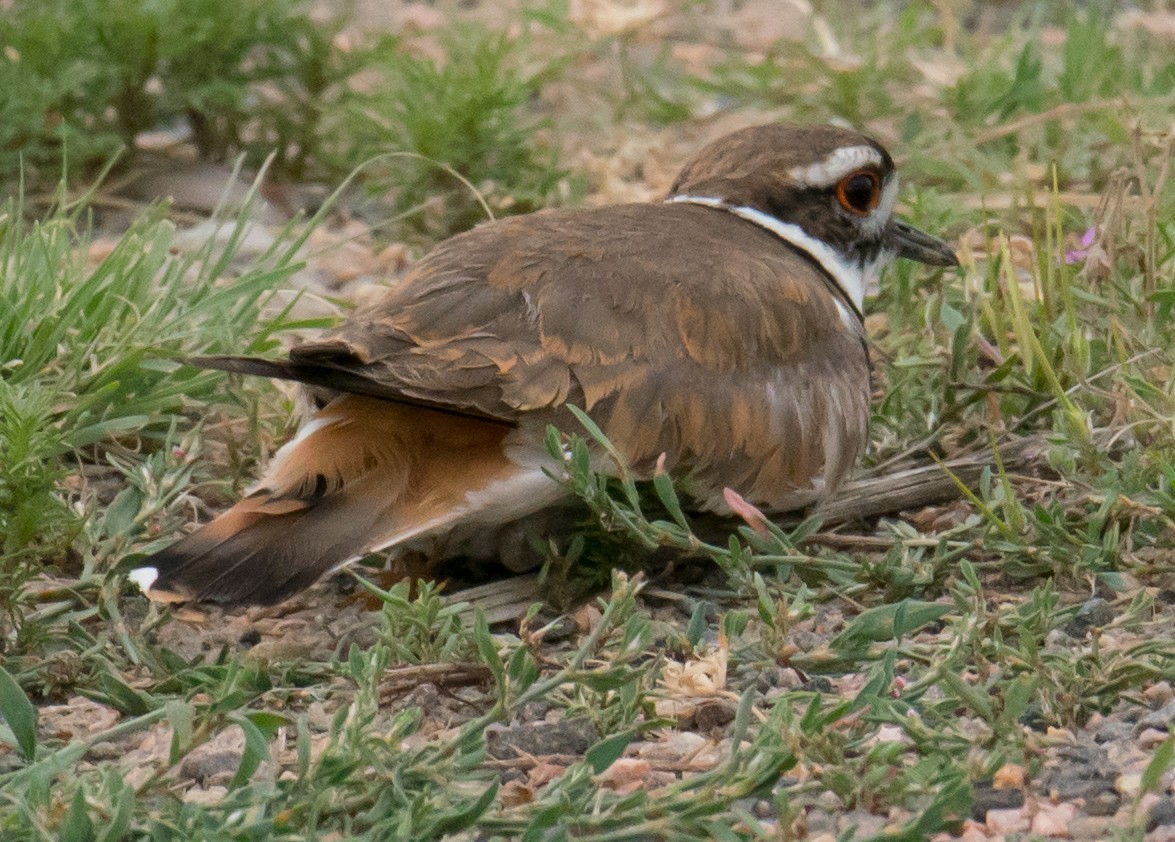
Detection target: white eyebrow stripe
<box><xmin>787</xmin><ymin>145</ymin><xmax>884</xmax><ymax>187</ymax></box>
<box><xmin>666</xmin><ymin>194</ymin><xmax>866</xmax><ymax>316</ymax></box>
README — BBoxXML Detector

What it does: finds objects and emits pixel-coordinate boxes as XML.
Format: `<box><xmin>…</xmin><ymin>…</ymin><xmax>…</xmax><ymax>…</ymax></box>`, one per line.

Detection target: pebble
<box><xmin>838</xmin><ymin>810</ymin><xmax>887</xmax><ymax>838</ymax></box>
<box><xmin>182</xmin><ymin>785</ymin><xmax>228</xmax><ymax>806</ymax></box>
<box><xmin>179</xmin><ymin>750</ymin><xmax>241</xmax><ymax>785</ymax></box>
<box><xmin>485</xmin><ymin>718</ymin><xmax>599</xmax><ymax>760</ymax></box>
<box><xmin>1117</xmin><ymin>773</ymin><xmax>1143</xmax><ymax>796</ymax></box>
<box><xmin>1146</xmin><ymin>682</ymin><xmax>1175</xmax><ymax>708</ymax></box>
<box><xmin>1069</xmin><ymin>815</ymin><xmax>1115</xmax><ymax>840</ymax></box>
<box><xmin>1064</xmin><ymin>597</ymin><xmax>1115</xmax><ymax>637</ymax></box>
<box><xmin>694</xmin><ymin>699</ymin><xmax>739</xmax><ymax>732</ymax></box>
<box><xmin>1084</xmin><ymin>788</ymin><xmax>1122</xmax><ymax>817</ymax></box>
<box><xmin>1150</xmin><ymin>797</ymin><xmax>1175</xmax><ymax>832</ymax></box>
<box><xmin>1141</xmin><ymin>728</ymin><xmax>1172</xmax><ymax>749</ymax></box>
<box><xmin>800</xmin><ymin>676</ymin><xmax>834</xmax><ymax>693</ymax></box>
<box><xmin>985</xmin><ymin>806</ymin><xmax>1029</xmax><ymax>834</ymax></box>
<box><xmin>970</xmin><ymin>780</ymin><xmax>1025</xmax><ymax>819</ymax></box>
<box><xmin>752</xmin><ymin>799</ymin><xmax>775</xmax><ymax>819</ymax></box>
<box><xmin>754</xmin><ymin>666</ymin><xmax>802</xmax><ymax>692</ymax></box>
<box><xmin>1137</xmin><ymin>700</ymin><xmax>1175</xmax><ymax>734</ymax></box>
<box><xmin>1031</xmin><ymin>801</ymin><xmax>1077</xmax><ymax>836</ymax></box>
<box><xmin>1094</xmin><ymin>719</ymin><xmax>1135</xmax><ymax>744</ymax></box>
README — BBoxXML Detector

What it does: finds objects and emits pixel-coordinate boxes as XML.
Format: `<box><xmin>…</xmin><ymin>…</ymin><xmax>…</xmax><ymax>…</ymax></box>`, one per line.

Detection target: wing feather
<box><xmin>207</xmin><ymin>203</ymin><xmax>871</xmax><ymax>509</ymax></box>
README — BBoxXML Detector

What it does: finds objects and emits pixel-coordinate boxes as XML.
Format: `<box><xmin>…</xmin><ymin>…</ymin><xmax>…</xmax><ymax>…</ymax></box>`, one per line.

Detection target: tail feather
<box><xmin>136</xmin><ymin>394</ymin><xmax>534</xmax><ymax>605</ymax></box>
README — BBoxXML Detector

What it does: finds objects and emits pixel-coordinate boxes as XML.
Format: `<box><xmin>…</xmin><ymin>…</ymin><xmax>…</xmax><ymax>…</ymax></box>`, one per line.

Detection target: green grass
<box><xmin>0</xmin><ymin>178</ymin><xmax>327</xmax><ymax>657</ymax></box>
<box><xmin>0</xmin><ymin>0</ymin><xmax>570</xmax><ymax>240</ymax></box>
<box><xmin>341</xmin><ymin>25</ymin><xmax>574</xmax><ymax>240</ymax></box>
<box><xmin>2</xmin><ymin>0</ymin><xmax>1175</xmax><ymax>839</ymax></box>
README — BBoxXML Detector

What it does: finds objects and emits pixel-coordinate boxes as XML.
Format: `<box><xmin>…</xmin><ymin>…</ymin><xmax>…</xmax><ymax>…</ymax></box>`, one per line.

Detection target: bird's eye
<box><xmin>836</xmin><ymin>170</ymin><xmax>881</xmax><ymax>215</ymax></box>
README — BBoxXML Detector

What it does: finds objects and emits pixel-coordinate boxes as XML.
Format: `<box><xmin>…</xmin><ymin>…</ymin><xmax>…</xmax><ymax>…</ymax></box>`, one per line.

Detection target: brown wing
<box><xmin>288</xmin><ymin>202</ymin><xmax>871</xmax><ymax>508</ymax></box>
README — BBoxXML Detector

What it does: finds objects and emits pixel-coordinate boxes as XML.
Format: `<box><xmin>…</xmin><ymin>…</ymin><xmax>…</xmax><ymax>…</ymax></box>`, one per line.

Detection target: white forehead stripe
<box><xmin>787</xmin><ymin>145</ymin><xmax>884</xmax><ymax>188</ymax></box>
<box><xmin>666</xmin><ymin>195</ymin><xmax>867</xmax><ymax>315</ymax></box>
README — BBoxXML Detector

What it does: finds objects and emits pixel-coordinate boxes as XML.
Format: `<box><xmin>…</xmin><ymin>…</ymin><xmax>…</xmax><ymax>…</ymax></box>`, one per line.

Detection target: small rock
<box><xmin>985</xmin><ymin>806</ymin><xmax>1028</xmax><ymax>834</ymax></box>
<box><xmin>800</xmin><ymin>676</ymin><xmax>834</xmax><ymax>693</ymax></box>
<box><xmin>238</xmin><ymin>629</ymin><xmax>261</xmax><ymax>648</ymax></box>
<box><xmin>396</xmin><ymin>682</ymin><xmax>440</xmax><ymax>713</ymax></box>
<box><xmin>179</xmin><ymin>750</ymin><xmax>240</xmax><ymax>785</ymax></box>
<box><xmin>176</xmin><ymin>725</ymin><xmax>272</xmax><ymax>786</ymax></box>
<box><xmin>755</xmin><ymin>666</ymin><xmax>802</xmax><ymax>693</ymax></box>
<box><xmin>84</xmin><ymin>742</ymin><xmax>124</xmax><ymax>761</ymax></box>
<box><xmin>694</xmin><ymin>699</ymin><xmax>739</xmax><ymax>731</ymax></box>
<box><xmin>1019</xmin><ymin>703</ymin><xmax>1050</xmax><ymax>731</ymax></box>
<box><xmin>1094</xmin><ymin>719</ymin><xmax>1135</xmax><ymax>744</ymax></box>
<box><xmin>1045</xmin><ymin>744</ymin><xmax>1119</xmax><ymax>802</ymax></box>
<box><xmin>1140</xmin><ymin>728</ymin><xmax>1172</xmax><ymax>749</ymax></box>
<box><xmin>1064</xmin><ymin>598</ymin><xmax>1115</xmax><ymax>637</ymax></box>
<box><xmin>971</xmin><ymin>780</ymin><xmax>1025</xmax><ymax>820</ymax></box>
<box><xmin>957</xmin><ymin>820</ymin><xmax>989</xmax><ymax>842</ymax></box>
<box><xmin>515</xmin><ymin>701</ymin><xmax>554</xmax><ymax>723</ymax></box>
<box><xmin>1150</xmin><ymin>797</ymin><xmax>1175</xmax><ymax>832</ymax></box>
<box><xmin>993</xmin><ymin>762</ymin><xmax>1026</xmax><ymax>789</ymax></box>
<box><xmin>1068</xmin><ymin>815</ymin><xmax>1114</xmax><ymax>840</ymax></box>
<box><xmin>1146</xmin><ymin>682</ymin><xmax>1175</xmax><ymax>708</ymax></box>
<box><xmin>838</xmin><ymin>810</ymin><xmax>887</xmax><ymax>838</ymax></box>
<box><xmin>1031</xmin><ymin>801</ymin><xmax>1077</xmax><ymax>836</ymax></box>
<box><xmin>803</xmin><ymin>812</ymin><xmax>837</xmax><ymax>838</ymax></box>
<box><xmin>182</xmin><ymin>785</ymin><xmax>228</xmax><ymax>806</ymax></box>
<box><xmin>1116</xmin><ymin>772</ymin><xmax>1143</xmax><ymax>797</ymax></box>
<box><xmin>1084</xmin><ymin>789</ymin><xmax>1121</xmax><ymax>817</ymax></box>
<box><xmin>39</xmin><ymin>697</ymin><xmax>120</xmax><ymax>742</ymax></box>
<box><xmin>1137</xmin><ymin>699</ymin><xmax>1175</xmax><ymax>734</ymax></box>
<box><xmin>594</xmin><ymin>758</ymin><xmax>651</xmax><ymax>791</ymax></box>
<box><xmin>485</xmin><ymin>718</ymin><xmax>599</xmax><ymax>760</ymax></box>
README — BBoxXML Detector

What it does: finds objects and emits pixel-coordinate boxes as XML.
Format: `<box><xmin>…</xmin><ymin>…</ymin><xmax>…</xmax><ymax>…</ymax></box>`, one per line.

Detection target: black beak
<box><xmin>889</xmin><ymin>219</ymin><xmax>959</xmax><ymax>267</ymax></box>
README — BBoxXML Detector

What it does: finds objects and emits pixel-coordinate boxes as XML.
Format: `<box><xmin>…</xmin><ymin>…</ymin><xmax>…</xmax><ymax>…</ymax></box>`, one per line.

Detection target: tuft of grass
<box><xmin>0</xmin><ymin>0</ymin><xmax>361</xmax><ymax>185</ymax></box>
<box><xmin>0</xmin><ymin>181</ymin><xmax>327</xmax><ymax>659</ymax></box>
<box><xmin>343</xmin><ymin>26</ymin><xmax>572</xmax><ymax>239</ymax></box>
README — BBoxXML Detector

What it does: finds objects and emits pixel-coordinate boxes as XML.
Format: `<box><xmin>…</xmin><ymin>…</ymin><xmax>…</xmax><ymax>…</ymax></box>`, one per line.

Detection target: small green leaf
<box><xmin>686</xmin><ymin>601</ymin><xmax>708</xmax><ymax>649</ymax></box>
<box><xmin>1001</xmin><ymin>675</ymin><xmax>1036</xmax><ymax>723</ymax></box>
<box><xmin>94</xmin><ymin>773</ymin><xmax>134</xmax><ymax>842</ymax></box>
<box><xmin>586</xmin><ymin>731</ymin><xmax>633</xmax><ymax>773</ymax></box>
<box><xmin>507</xmin><ymin>646</ymin><xmax>539</xmax><ymax>691</ymax></box>
<box><xmin>243</xmin><ymin>710</ymin><xmax>291</xmax><ymax>733</ymax></box>
<box><xmin>230</xmin><ymin>715</ymin><xmax>272</xmax><ymax>789</ymax></box>
<box><xmin>652</xmin><ymin>470</ymin><xmax>689</xmax><ymax>529</ymax></box>
<box><xmin>165</xmin><ymin>700</ymin><xmax>193</xmax><ymax>764</ymax></box>
<box><xmin>832</xmin><ymin>600</ymin><xmax>951</xmax><ymax>651</ymax></box>
<box><xmin>435</xmin><ymin>781</ymin><xmax>500</xmax><ymax>833</ymax></box>
<box><xmin>296</xmin><ymin>715</ymin><xmax>311</xmax><ymax>779</ymax></box>
<box><xmin>0</xmin><ymin>666</ymin><xmax>38</xmax><ymax>762</ymax></box>
<box><xmin>473</xmin><ymin>612</ymin><xmax>505</xmax><ymax>688</ymax></box>
<box><xmin>1141</xmin><ymin>733</ymin><xmax>1175</xmax><ymax>795</ymax></box>
<box><xmin>728</xmin><ymin>687</ymin><xmax>756</xmax><ymax>755</ymax></box>
<box><xmin>60</xmin><ymin>787</ymin><xmax>94</xmax><ymax>842</ymax></box>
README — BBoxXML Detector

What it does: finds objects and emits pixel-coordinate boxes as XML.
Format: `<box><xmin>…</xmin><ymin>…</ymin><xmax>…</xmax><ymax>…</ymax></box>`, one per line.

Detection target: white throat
<box><xmin>666</xmin><ymin>195</ymin><xmax>872</xmax><ymax>317</ymax></box>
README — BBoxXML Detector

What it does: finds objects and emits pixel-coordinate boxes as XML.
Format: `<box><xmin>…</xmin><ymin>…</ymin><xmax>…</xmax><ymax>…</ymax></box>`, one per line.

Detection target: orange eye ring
<box><xmin>836</xmin><ymin>170</ymin><xmax>881</xmax><ymax>215</ymax></box>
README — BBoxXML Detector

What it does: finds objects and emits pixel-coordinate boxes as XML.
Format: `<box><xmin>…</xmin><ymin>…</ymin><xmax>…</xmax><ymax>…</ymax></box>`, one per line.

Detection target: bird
<box><xmin>131</xmin><ymin>123</ymin><xmax>959</xmax><ymax>606</ymax></box>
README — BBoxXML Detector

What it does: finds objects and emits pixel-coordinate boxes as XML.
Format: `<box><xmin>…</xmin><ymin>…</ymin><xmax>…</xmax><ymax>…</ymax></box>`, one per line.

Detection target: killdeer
<box><xmin>133</xmin><ymin>123</ymin><xmax>958</xmax><ymax>605</ymax></box>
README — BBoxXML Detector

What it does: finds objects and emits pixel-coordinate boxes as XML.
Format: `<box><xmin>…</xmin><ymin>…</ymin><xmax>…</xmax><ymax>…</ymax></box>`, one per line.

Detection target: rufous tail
<box><xmin>136</xmin><ymin>395</ymin><xmax>524</xmax><ymax>605</ymax></box>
